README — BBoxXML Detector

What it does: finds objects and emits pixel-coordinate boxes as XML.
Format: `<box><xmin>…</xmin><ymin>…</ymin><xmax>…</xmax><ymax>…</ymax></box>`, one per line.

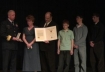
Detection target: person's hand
<box><xmin>27</xmin><ymin>43</ymin><xmax>32</xmax><ymax>49</ymax></box>
<box><xmin>57</xmin><ymin>49</ymin><xmax>60</xmax><ymax>55</ymax></box>
<box><xmin>90</xmin><ymin>41</ymin><xmax>94</xmax><ymax>47</ymax></box>
<box><xmin>70</xmin><ymin>50</ymin><xmax>73</xmax><ymax>55</ymax></box>
<box><xmin>12</xmin><ymin>37</ymin><xmax>18</xmax><ymax>41</ymax></box>
<box><xmin>74</xmin><ymin>44</ymin><xmax>78</xmax><ymax>49</ymax></box>
<box><xmin>44</xmin><ymin>40</ymin><xmax>49</xmax><ymax>43</ymax></box>
<box><xmin>17</xmin><ymin>38</ymin><xmax>23</xmax><ymax>42</ymax></box>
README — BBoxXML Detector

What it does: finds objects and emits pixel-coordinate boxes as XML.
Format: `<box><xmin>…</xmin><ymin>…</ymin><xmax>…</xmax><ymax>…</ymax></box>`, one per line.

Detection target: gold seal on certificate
<box><xmin>16</xmin><ymin>33</ymin><xmax>21</xmax><ymax>39</ymax></box>
<box><xmin>34</xmin><ymin>26</ymin><xmax>57</xmax><ymax>41</ymax></box>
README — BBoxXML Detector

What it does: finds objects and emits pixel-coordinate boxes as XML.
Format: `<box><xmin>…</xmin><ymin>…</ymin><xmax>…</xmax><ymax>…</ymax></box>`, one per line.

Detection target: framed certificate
<box><xmin>35</xmin><ymin>26</ymin><xmax>57</xmax><ymax>41</ymax></box>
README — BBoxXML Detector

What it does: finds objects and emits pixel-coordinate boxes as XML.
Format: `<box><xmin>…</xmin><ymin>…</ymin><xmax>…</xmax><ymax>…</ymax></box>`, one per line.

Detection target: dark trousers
<box><xmin>57</xmin><ymin>51</ymin><xmax>71</xmax><ymax>72</ymax></box>
<box><xmin>40</xmin><ymin>51</ymin><xmax>56</xmax><ymax>72</ymax></box>
<box><xmin>2</xmin><ymin>50</ymin><xmax>17</xmax><ymax>72</ymax></box>
<box><xmin>90</xmin><ymin>41</ymin><xmax>104</xmax><ymax>72</ymax></box>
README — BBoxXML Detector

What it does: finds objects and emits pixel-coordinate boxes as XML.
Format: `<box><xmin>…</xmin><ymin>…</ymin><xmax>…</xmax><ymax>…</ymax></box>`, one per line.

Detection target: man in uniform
<box><xmin>0</xmin><ymin>10</ymin><xmax>22</xmax><ymax>72</ymax></box>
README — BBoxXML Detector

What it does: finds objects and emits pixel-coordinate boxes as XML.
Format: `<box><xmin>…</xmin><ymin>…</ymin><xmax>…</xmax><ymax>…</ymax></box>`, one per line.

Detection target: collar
<box><xmin>46</xmin><ymin>20</ymin><xmax>52</xmax><ymax>24</ymax></box>
<box><xmin>8</xmin><ymin>18</ymin><xmax>13</xmax><ymax>23</ymax></box>
<box><xmin>76</xmin><ymin>24</ymin><xmax>83</xmax><ymax>28</ymax></box>
<box><xmin>95</xmin><ymin>22</ymin><xmax>99</xmax><ymax>25</ymax></box>
<box><xmin>63</xmin><ymin>29</ymin><xmax>69</xmax><ymax>32</ymax></box>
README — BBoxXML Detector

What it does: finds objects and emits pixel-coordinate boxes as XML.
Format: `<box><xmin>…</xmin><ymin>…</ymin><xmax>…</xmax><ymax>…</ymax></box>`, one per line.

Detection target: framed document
<box><xmin>35</xmin><ymin>26</ymin><xmax>57</xmax><ymax>41</ymax></box>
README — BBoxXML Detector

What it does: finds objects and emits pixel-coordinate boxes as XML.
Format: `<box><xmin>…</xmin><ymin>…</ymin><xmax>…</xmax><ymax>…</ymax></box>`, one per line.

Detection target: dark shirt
<box><xmin>90</xmin><ymin>22</ymin><xmax>104</xmax><ymax>43</ymax></box>
<box><xmin>0</xmin><ymin>19</ymin><xmax>19</xmax><ymax>50</ymax></box>
<box><xmin>39</xmin><ymin>21</ymin><xmax>58</xmax><ymax>51</ymax></box>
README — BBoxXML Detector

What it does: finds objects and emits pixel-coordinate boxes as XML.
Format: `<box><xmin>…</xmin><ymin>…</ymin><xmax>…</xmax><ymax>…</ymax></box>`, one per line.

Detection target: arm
<box><xmin>70</xmin><ymin>39</ymin><xmax>74</xmax><ymax>55</ymax></box>
<box><xmin>71</xmin><ymin>39</ymin><xmax>74</xmax><ymax>51</ymax></box>
<box><xmin>57</xmin><ymin>31</ymin><xmax>61</xmax><ymax>54</ymax></box>
<box><xmin>57</xmin><ymin>39</ymin><xmax>60</xmax><ymax>54</ymax></box>
<box><xmin>0</xmin><ymin>22</ymin><xmax>17</xmax><ymax>41</ymax></box>
<box><xmin>57</xmin><ymin>39</ymin><xmax>60</xmax><ymax>50</ymax></box>
<box><xmin>29</xmin><ymin>38</ymin><xmax>36</xmax><ymax>45</ymax></box>
<box><xmin>75</xmin><ymin>26</ymin><xmax>88</xmax><ymax>45</ymax></box>
<box><xmin>57</xmin><ymin>31</ymin><xmax>61</xmax><ymax>48</ymax></box>
<box><xmin>70</xmin><ymin>31</ymin><xmax>74</xmax><ymax>55</ymax></box>
<box><xmin>22</xmin><ymin>33</ymin><xmax>29</xmax><ymax>45</ymax></box>
<box><xmin>0</xmin><ymin>22</ymin><xmax>11</xmax><ymax>40</ymax></box>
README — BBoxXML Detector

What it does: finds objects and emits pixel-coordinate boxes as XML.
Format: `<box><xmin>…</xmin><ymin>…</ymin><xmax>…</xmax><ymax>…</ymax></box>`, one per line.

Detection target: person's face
<box><xmin>8</xmin><ymin>11</ymin><xmax>15</xmax><ymax>21</ymax></box>
<box><xmin>92</xmin><ymin>16</ymin><xmax>99</xmax><ymax>23</ymax></box>
<box><xmin>45</xmin><ymin>14</ymin><xmax>52</xmax><ymax>23</ymax></box>
<box><xmin>27</xmin><ymin>20</ymin><xmax>33</xmax><ymax>26</ymax></box>
<box><xmin>76</xmin><ymin>16</ymin><xmax>82</xmax><ymax>24</ymax></box>
<box><xmin>63</xmin><ymin>23</ymin><xmax>69</xmax><ymax>30</ymax></box>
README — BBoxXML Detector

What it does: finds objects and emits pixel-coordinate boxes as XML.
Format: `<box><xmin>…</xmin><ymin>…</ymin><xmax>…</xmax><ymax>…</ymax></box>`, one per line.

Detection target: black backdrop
<box><xmin>0</xmin><ymin>0</ymin><xmax>105</xmax><ymax>70</ymax></box>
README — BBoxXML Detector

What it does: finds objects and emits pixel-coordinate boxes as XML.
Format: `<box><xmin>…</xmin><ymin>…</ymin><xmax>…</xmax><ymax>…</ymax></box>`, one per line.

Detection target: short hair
<box><xmin>26</xmin><ymin>15</ymin><xmax>35</xmax><ymax>22</ymax></box>
<box><xmin>8</xmin><ymin>10</ymin><xmax>15</xmax><ymax>15</ymax></box>
<box><xmin>93</xmin><ymin>13</ymin><xmax>100</xmax><ymax>17</ymax></box>
<box><xmin>62</xmin><ymin>20</ymin><xmax>69</xmax><ymax>25</ymax></box>
<box><xmin>45</xmin><ymin>12</ymin><xmax>52</xmax><ymax>17</ymax></box>
<box><xmin>76</xmin><ymin>15</ymin><xmax>83</xmax><ymax>18</ymax></box>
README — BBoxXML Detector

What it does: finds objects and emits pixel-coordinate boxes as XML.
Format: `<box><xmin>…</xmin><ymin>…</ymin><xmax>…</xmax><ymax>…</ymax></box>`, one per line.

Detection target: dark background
<box><xmin>0</xmin><ymin>0</ymin><xmax>105</xmax><ymax>70</ymax></box>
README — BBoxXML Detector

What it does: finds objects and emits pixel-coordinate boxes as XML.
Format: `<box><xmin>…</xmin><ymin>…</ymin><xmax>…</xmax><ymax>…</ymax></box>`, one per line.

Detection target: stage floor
<box><xmin>0</xmin><ymin>68</ymin><xmax>92</xmax><ymax>72</ymax></box>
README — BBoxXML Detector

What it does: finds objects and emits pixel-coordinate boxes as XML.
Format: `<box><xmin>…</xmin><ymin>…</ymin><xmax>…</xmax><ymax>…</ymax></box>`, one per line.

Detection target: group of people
<box><xmin>0</xmin><ymin>10</ymin><xmax>104</xmax><ymax>72</ymax></box>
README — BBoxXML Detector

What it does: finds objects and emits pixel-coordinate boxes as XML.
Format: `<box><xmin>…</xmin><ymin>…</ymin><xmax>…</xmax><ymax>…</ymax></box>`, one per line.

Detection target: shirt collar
<box><xmin>95</xmin><ymin>22</ymin><xmax>99</xmax><ymax>25</ymax></box>
<box><xmin>63</xmin><ymin>29</ymin><xmax>69</xmax><ymax>32</ymax></box>
<box><xmin>46</xmin><ymin>20</ymin><xmax>52</xmax><ymax>24</ymax></box>
<box><xmin>8</xmin><ymin>18</ymin><xmax>13</xmax><ymax>23</ymax></box>
<box><xmin>76</xmin><ymin>24</ymin><xmax>83</xmax><ymax>28</ymax></box>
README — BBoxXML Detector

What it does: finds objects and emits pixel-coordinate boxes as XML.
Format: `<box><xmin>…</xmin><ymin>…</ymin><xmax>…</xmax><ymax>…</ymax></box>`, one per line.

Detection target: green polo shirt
<box><xmin>58</xmin><ymin>29</ymin><xmax>74</xmax><ymax>51</ymax></box>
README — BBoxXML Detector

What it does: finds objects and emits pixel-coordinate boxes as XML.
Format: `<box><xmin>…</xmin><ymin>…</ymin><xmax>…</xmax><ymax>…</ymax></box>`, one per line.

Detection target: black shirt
<box><xmin>90</xmin><ymin>22</ymin><xmax>104</xmax><ymax>43</ymax></box>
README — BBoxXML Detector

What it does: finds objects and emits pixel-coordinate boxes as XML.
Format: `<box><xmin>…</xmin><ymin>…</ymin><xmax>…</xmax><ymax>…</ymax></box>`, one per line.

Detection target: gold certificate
<box><xmin>35</xmin><ymin>26</ymin><xmax>57</xmax><ymax>41</ymax></box>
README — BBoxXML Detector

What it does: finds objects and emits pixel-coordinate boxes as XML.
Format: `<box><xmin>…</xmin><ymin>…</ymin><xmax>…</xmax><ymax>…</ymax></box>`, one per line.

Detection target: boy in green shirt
<box><xmin>57</xmin><ymin>20</ymin><xmax>74</xmax><ymax>72</ymax></box>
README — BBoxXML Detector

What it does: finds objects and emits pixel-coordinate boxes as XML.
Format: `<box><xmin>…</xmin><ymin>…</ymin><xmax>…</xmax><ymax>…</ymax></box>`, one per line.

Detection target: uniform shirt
<box><xmin>0</xmin><ymin>19</ymin><xmax>19</xmax><ymax>50</ymax></box>
<box><xmin>58</xmin><ymin>29</ymin><xmax>74</xmax><ymax>51</ymax></box>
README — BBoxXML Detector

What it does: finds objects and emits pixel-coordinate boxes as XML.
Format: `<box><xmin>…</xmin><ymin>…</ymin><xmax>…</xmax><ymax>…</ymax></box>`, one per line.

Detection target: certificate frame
<box><xmin>34</xmin><ymin>26</ymin><xmax>57</xmax><ymax>42</ymax></box>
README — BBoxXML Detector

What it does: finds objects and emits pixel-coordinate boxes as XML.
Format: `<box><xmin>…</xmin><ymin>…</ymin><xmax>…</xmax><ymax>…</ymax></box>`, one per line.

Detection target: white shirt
<box><xmin>44</xmin><ymin>21</ymin><xmax>52</xmax><ymax>27</ymax></box>
<box><xmin>8</xmin><ymin>18</ymin><xmax>14</xmax><ymax>25</ymax></box>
